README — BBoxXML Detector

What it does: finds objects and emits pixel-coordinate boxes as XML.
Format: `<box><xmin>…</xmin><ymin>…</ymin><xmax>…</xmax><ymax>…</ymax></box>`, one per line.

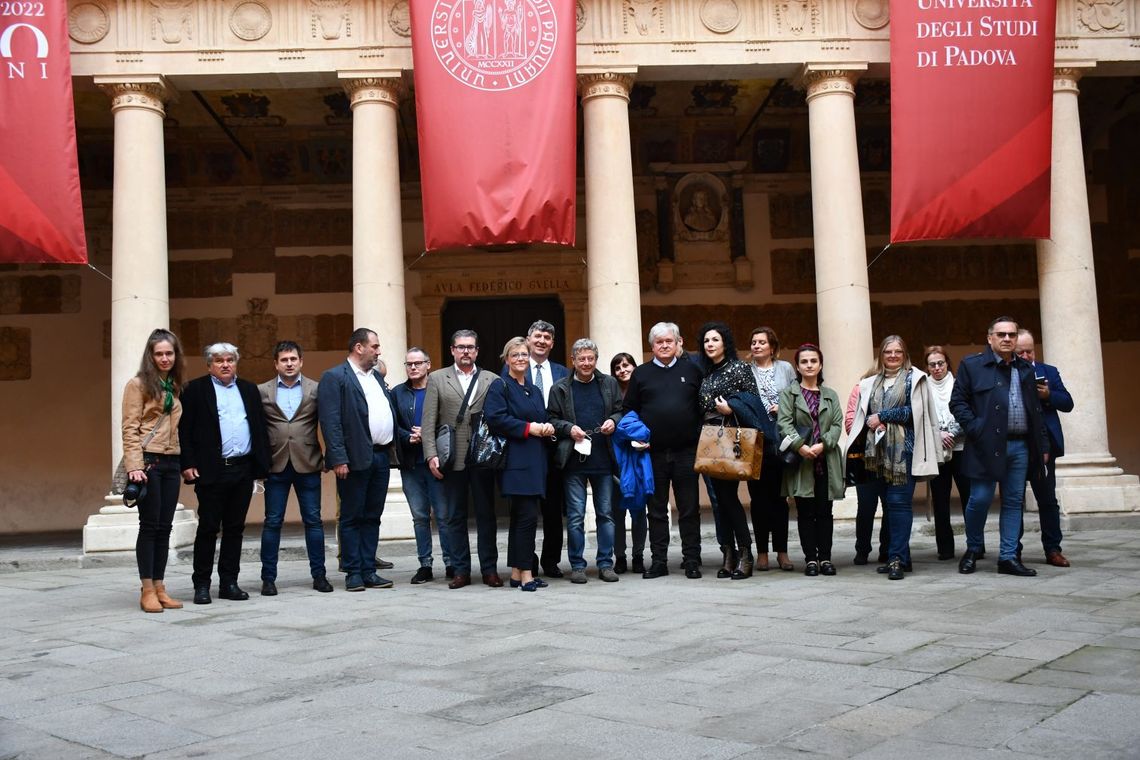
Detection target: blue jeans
<box><xmin>336</xmin><ymin>450</ymin><xmax>390</xmax><ymax>576</ymax></box>
<box><xmin>401</xmin><ymin>461</ymin><xmax>451</xmax><ymax>569</ymax></box>
<box><xmin>564</xmin><ymin>472</ymin><xmax>615</xmax><ymax>570</ymax></box>
<box><xmin>261</xmin><ymin>462</ymin><xmax>325</xmax><ymax>581</ymax></box>
<box><xmin>869</xmin><ymin>475</ymin><xmax>916</xmax><ymax>564</ymax></box>
<box><xmin>964</xmin><ymin>438</ymin><xmax>1029</xmax><ymax>561</ymax></box>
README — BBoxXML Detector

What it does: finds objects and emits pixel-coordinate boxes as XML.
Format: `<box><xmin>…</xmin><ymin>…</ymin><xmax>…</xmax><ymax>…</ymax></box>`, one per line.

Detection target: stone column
<box><xmin>579</xmin><ymin>69</ymin><xmax>644</xmax><ymax>362</ymax></box>
<box><xmin>803</xmin><ymin>64</ymin><xmax>874</xmax><ymax>407</ymax></box>
<box><xmin>341</xmin><ymin>72</ymin><xmax>409</xmax><ymax>386</ymax></box>
<box><xmin>1035</xmin><ymin>64</ymin><xmax>1140</xmax><ymax>514</ymax></box>
<box><xmin>341</xmin><ymin>72</ymin><xmax>413</xmax><ymax>539</ymax></box>
<box><xmin>85</xmin><ymin>76</ymin><xmax>195</xmax><ymax>552</ymax></box>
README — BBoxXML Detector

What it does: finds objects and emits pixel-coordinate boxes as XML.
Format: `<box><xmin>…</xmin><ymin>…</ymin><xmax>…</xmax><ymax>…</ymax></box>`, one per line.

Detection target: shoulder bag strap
<box><xmin>455</xmin><ymin>368</ymin><xmax>480</xmax><ymax>425</ymax></box>
<box><xmin>138</xmin><ymin>410</ymin><xmax>170</xmax><ymax>453</ymax></box>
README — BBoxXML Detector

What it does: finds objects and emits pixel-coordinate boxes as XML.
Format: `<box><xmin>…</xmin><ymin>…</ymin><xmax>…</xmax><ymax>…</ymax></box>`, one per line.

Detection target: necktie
<box><xmin>534</xmin><ymin>364</ymin><xmax>544</xmax><ymax>395</ymax></box>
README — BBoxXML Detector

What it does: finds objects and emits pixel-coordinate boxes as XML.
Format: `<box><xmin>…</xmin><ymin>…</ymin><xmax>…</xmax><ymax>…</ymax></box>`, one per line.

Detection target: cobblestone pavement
<box><xmin>2</xmin><ymin>524</ymin><xmax>1139</xmax><ymax>759</ymax></box>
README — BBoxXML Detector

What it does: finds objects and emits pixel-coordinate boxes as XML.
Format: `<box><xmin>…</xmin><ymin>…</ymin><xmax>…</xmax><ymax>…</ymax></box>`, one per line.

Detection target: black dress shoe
<box><xmin>631</xmin><ymin>557</ymin><xmax>646</xmax><ymax>574</ymax></box>
<box><xmin>542</xmin><ymin>564</ymin><xmax>564</xmax><ymax>579</ymax></box>
<box><xmin>410</xmin><ymin>567</ymin><xmax>433</xmax><ymax>585</ymax></box>
<box><xmin>614</xmin><ymin>557</ymin><xmax>627</xmax><ymax>574</ymax></box>
<box><xmin>363</xmin><ymin>573</ymin><xmax>394</xmax><ymax>588</ymax></box>
<box><xmin>959</xmin><ymin>549</ymin><xmax>978</xmax><ymax>574</ymax></box>
<box><xmin>853</xmin><ymin>553</ymin><xmax>869</xmax><ymax>566</ymax></box>
<box><xmin>260</xmin><ymin>581</ymin><xmax>277</xmax><ymax>596</ymax></box>
<box><xmin>376</xmin><ymin>558</ymin><xmax>394</xmax><ymax>570</ymax></box>
<box><xmin>877</xmin><ymin>561</ymin><xmax>913</xmax><ymax>574</ymax></box>
<box><xmin>193</xmin><ymin>586</ymin><xmax>211</xmax><ymax>605</ymax></box>
<box><xmin>312</xmin><ymin>576</ymin><xmax>334</xmax><ymax>593</ymax></box>
<box><xmin>886</xmin><ymin>559</ymin><xmax>905</xmax><ymax>581</ymax></box>
<box><xmin>642</xmin><ymin>562</ymin><xmax>668</xmax><ymax>579</ymax></box>
<box><xmin>218</xmin><ymin>583</ymin><xmax>249</xmax><ymax>601</ymax></box>
<box><xmin>683</xmin><ymin>562</ymin><xmax>702</xmax><ymax>579</ymax></box>
<box><xmin>997</xmin><ymin>559</ymin><xmax>1037</xmax><ymax>577</ymax></box>
<box><xmin>820</xmin><ymin>561</ymin><xmax>837</xmax><ymax>576</ymax></box>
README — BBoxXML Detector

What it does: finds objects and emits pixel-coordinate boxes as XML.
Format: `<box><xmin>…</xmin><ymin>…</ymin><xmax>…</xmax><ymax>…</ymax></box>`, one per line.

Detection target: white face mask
<box><xmin>574</xmin><ymin>437</ymin><xmax>592</xmax><ymax>457</ymax></box>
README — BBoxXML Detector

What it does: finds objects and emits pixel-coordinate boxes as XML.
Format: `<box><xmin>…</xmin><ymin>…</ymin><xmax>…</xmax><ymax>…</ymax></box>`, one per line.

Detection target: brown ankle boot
<box><xmin>731</xmin><ymin>547</ymin><xmax>754</xmax><ymax>579</ymax></box>
<box><xmin>140</xmin><ymin>580</ymin><xmax>163</xmax><ymax>613</ymax></box>
<box><xmin>716</xmin><ymin>545</ymin><xmax>736</xmax><ymax>578</ymax></box>
<box><xmin>154</xmin><ymin>581</ymin><xmax>183</xmax><ymax>609</ymax></box>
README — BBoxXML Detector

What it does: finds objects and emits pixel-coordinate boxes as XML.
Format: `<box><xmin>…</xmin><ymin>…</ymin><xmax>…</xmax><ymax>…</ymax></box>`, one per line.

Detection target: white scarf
<box><xmin>927</xmin><ymin>372</ymin><xmax>963</xmax><ymax>452</ymax></box>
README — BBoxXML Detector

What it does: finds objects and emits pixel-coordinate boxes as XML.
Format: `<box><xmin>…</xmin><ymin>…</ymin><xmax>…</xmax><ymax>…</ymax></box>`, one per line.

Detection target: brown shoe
<box><xmin>139</xmin><ymin>580</ymin><xmax>163</xmax><ymax>613</ymax></box>
<box><xmin>482</xmin><ymin>573</ymin><xmax>504</xmax><ymax>588</ymax></box>
<box><xmin>153</xmin><ymin>581</ymin><xmax>183</xmax><ymax>609</ymax></box>
<box><xmin>1045</xmin><ymin>551</ymin><xmax>1071</xmax><ymax>568</ymax></box>
<box><xmin>448</xmin><ymin>574</ymin><xmax>472</xmax><ymax>589</ymax></box>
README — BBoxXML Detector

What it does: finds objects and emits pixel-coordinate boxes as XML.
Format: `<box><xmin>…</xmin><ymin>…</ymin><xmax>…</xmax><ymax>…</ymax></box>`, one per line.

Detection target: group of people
<box><xmin>120</xmin><ymin>313</ymin><xmax>1072</xmax><ymax>611</ymax></box>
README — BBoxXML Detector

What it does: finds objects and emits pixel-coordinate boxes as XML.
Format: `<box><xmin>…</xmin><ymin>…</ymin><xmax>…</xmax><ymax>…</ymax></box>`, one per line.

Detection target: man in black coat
<box><xmin>179</xmin><ymin>342</ymin><xmax>271</xmax><ymax>604</ymax></box>
<box><xmin>950</xmin><ymin>317</ymin><xmax>1050</xmax><ymax>578</ymax></box>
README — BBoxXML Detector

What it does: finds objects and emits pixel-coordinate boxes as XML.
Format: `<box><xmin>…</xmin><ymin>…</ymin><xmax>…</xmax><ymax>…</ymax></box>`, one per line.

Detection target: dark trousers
<box><xmin>710</xmin><ymin>477</ymin><xmax>751</xmax><ymax>552</ymax></box>
<box><xmin>794</xmin><ymin>464</ymin><xmax>833</xmax><ymax>562</ymax></box>
<box><xmin>614</xmin><ymin>505</ymin><xmax>647</xmax><ymax>560</ymax></box>
<box><xmin>192</xmin><ymin>460</ymin><xmax>255</xmax><ymax>588</ymax></box>
<box><xmin>135</xmin><ymin>454</ymin><xmax>181</xmax><ymax>580</ymax></box>
<box><xmin>929</xmin><ymin>451</ymin><xmax>969</xmax><ymax>558</ymax></box>
<box><xmin>442</xmin><ymin>467</ymin><xmax>498</xmax><ymax>576</ymax></box>
<box><xmin>747</xmin><ymin>457</ymin><xmax>788</xmax><ymax>553</ymax></box>
<box><xmin>647</xmin><ymin>445</ymin><xmax>701</xmax><ymax>565</ymax></box>
<box><xmin>335</xmin><ymin>449</ymin><xmax>390</xmax><ymax>577</ymax></box>
<box><xmin>538</xmin><ymin>466</ymin><xmax>565</xmax><ymax>569</ymax></box>
<box><xmin>854</xmin><ymin>482</ymin><xmax>889</xmax><ymax>560</ymax></box>
<box><xmin>507</xmin><ymin>496</ymin><xmax>541</xmax><ymax>570</ymax></box>
<box><xmin>703</xmin><ymin>474</ymin><xmax>723</xmax><ymax>546</ymax></box>
<box><xmin>1019</xmin><ymin>456</ymin><xmax>1064</xmax><ymax>556</ymax></box>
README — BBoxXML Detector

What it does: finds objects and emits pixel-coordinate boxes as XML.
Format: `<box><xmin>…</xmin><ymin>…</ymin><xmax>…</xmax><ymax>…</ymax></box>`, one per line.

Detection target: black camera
<box><xmin>123</xmin><ymin>480</ymin><xmax>148</xmax><ymax>508</ymax></box>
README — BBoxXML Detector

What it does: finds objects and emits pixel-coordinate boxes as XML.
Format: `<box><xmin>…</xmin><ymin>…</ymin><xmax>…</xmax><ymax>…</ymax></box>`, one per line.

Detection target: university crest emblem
<box><xmin>430</xmin><ymin>0</ymin><xmax>558</xmax><ymax>92</ymax></box>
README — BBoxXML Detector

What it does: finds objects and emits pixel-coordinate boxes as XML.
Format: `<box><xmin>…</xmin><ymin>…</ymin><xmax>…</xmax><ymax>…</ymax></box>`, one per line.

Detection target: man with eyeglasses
<box><xmin>1015</xmin><ymin>329</ymin><xmax>1074</xmax><ymax>568</ymax></box>
<box><xmin>547</xmin><ymin>338</ymin><xmax>624</xmax><ymax>584</ymax></box>
<box><xmin>393</xmin><ymin>348</ymin><xmax>453</xmax><ymax>584</ymax></box>
<box><xmin>951</xmin><ymin>316</ymin><xmax>1050</xmax><ymax>577</ymax></box>
<box><xmin>421</xmin><ymin>330</ymin><xmax>503</xmax><ymax>589</ymax></box>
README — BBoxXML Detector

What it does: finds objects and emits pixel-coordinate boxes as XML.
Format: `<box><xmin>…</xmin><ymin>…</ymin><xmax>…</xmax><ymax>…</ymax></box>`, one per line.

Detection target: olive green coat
<box><xmin>777</xmin><ymin>383</ymin><xmax>846</xmax><ymax>500</ymax></box>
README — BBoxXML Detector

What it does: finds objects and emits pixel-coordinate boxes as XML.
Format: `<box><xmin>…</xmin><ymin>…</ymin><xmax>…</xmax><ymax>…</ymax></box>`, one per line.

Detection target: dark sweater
<box><xmin>567</xmin><ymin>379</ymin><xmax>611</xmax><ymax>473</ymax></box>
<box><xmin>623</xmin><ymin>357</ymin><xmax>704</xmax><ymax>450</ymax></box>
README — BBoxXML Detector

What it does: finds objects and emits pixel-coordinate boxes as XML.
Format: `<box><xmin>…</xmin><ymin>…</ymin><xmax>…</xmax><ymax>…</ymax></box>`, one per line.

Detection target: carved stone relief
<box><xmin>149</xmin><ymin>0</ymin><xmax>193</xmax><ymax>43</ymax></box>
<box><xmin>852</xmin><ymin>0</ymin><xmax>889</xmax><ymax>30</ymax></box>
<box><xmin>0</xmin><ymin>327</ymin><xmax>31</xmax><ymax>381</ymax></box>
<box><xmin>68</xmin><ymin>2</ymin><xmax>110</xmax><ymax>44</ymax></box>
<box><xmin>674</xmin><ymin>173</ymin><xmax>729</xmax><ymax>242</ymax></box>
<box><xmin>311</xmin><ymin>0</ymin><xmax>352</xmax><ymax>40</ymax></box>
<box><xmin>388</xmin><ymin>0</ymin><xmax>411</xmax><ymax>37</ymax></box>
<box><xmin>1077</xmin><ymin>0</ymin><xmax>1124</xmax><ymax>32</ymax></box>
<box><xmin>229</xmin><ymin>1</ymin><xmax>273</xmax><ymax>41</ymax></box>
<box><xmin>700</xmin><ymin>0</ymin><xmax>741</xmax><ymax>34</ymax></box>
<box><xmin>774</xmin><ymin>0</ymin><xmax>820</xmax><ymax>37</ymax></box>
<box><xmin>576</xmin><ymin>0</ymin><xmax>586</xmax><ymax>31</ymax></box>
<box><xmin>624</xmin><ymin>0</ymin><xmax>664</xmax><ymax>36</ymax></box>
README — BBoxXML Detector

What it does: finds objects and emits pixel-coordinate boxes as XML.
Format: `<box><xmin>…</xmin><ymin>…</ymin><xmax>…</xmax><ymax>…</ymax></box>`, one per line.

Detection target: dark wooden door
<box><xmin>440</xmin><ymin>296</ymin><xmax>566</xmax><ymax>372</ymax></box>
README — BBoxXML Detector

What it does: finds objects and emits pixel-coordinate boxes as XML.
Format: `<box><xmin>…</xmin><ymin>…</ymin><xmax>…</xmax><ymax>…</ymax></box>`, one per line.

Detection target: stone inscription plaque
<box><xmin>431</xmin><ymin>277</ymin><xmax>572</xmax><ymax>296</ymax></box>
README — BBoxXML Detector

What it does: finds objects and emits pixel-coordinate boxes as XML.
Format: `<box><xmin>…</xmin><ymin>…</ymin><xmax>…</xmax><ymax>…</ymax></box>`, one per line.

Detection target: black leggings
<box><xmin>507</xmin><ymin>496</ymin><xmax>540</xmax><ymax>570</ymax></box>
<box><xmin>794</xmin><ymin>463</ymin><xmax>833</xmax><ymax>563</ymax></box>
<box><xmin>710</xmin><ymin>477</ymin><xmax>752</xmax><ymax>552</ymax></box>
<box><xmin>747</xmin><ymin>457</ymin><xmax>788</xmax><ymax>553</ymax></box>
<box><xmin>135</xmin><ymin>454</ymin><xmax>182</xmax><ymax>580</ymax></box>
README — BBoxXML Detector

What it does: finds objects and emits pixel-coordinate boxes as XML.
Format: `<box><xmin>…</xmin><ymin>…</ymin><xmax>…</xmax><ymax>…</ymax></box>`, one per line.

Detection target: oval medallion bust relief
<box><xmin>699</xmin><ymin>0</ymin><xmax>740</xmax><ymax>34</ymax></box>
<box><xmin>388</xmin><ymin>0</ymin><xmax>411</xmax><ymax>38</ymax></box>
<box><xmin>230</xmin><ymin>1</ymin><xmax>273</xmax><ymax>41</ymax></box>
<box><xmin>853</xmin><ymin>0</ymin><xmax>889</xmax><ymax>30</ymax></box>
<box><xmin>68</xmin><ymin>2</ymin><xmax>110</xmax><ymax>44</ymax></box>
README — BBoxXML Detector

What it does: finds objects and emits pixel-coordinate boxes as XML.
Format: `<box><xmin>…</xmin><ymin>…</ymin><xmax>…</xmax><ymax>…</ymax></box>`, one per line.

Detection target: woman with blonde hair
<box><xmin>121</xmin><ymin>328</ymin><xmax>186</xmax><ymax>612</ymax></box>
<box><xmin>845</xmin><ymin>335</ymin><xmax>943</xmax><ymax>580</ymax></box>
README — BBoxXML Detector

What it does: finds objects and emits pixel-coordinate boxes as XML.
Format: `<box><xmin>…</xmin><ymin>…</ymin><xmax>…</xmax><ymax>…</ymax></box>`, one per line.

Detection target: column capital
<box><xmin>1053</xmin><ymin>61</ymin><xmax>1096</xmax><ymax>94</ymax></box>
<box><xmin>94</xmin><ymin>75</ymin><xmax>171</xmax><ymax>116</ymax></box>
<box><xmin>339</xmin><ymin>71</ymin><xmax>406</xmax><ymax>108</ymax></box>
<box><xmin>800</xmin><ymin>63</ymin><xmax>867</xmax><ymax>103</ymax></box>
<box><xmin>577</xmin><ymin>68</ymin><xmax>637</xmax><ymax>102</ymax></box>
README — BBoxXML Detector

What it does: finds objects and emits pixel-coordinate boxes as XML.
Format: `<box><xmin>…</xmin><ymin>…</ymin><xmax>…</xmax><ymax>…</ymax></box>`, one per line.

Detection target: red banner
<box><xmin>409</xmin><ymin>0</ymin><xmax>576</xmax><ymax>250</ymax></box>
<box><xmin>890</xmin><ymin>0</ymin><xmax>1056</xmax><ymax>243</ymax></box>
<box><xmin>0</xmin><ymin>0</ymin><xmax>87</xmax><ymax>263</ymax></box>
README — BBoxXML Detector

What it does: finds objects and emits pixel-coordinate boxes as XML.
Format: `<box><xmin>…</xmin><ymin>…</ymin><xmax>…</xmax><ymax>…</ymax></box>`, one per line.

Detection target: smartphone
<box><xmin>1035</xmin><ymin>375</ymin><xmax>1046</xmax><ymax>385</ymax></box>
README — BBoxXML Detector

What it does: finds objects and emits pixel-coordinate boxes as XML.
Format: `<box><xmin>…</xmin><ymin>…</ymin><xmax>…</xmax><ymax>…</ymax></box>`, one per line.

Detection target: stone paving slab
<box><xmin>1</xmin><ymin>526</ymin><xmax>1139</xmax><ymax>758</ymax></box>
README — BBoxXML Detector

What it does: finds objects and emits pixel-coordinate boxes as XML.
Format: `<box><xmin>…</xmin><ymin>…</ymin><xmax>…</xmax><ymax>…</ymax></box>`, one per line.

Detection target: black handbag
<box><xmin>466</xmin><ymin>411</ymin><xmax>507</xmax><ymax>470</ymax></box>
<box><xmin>779</xmin><ymin>424</ymin><xmax>814</xmax><ymax>467</ymax></box>
<box><xmin>436</xmin><ymin>370</ymin><xmax>479</xmax><ymax>472</ymax></box>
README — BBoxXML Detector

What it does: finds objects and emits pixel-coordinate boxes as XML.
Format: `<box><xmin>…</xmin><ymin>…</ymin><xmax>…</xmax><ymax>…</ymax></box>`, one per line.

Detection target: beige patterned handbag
<box><xmin>694</xmin><ymin>420</ymin><xmax>763</xmax><ymax>481</ymax></box>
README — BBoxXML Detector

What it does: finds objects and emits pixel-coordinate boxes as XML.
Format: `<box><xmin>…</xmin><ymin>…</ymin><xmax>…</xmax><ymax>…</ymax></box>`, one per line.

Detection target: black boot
<box><xmin>716</xmin><ymin>545</ymin><xmax>736</xmax><ymax>579</ymax></box>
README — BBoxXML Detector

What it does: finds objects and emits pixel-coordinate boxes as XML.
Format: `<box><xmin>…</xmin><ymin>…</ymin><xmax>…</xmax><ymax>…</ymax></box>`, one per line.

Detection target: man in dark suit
<box><xmin>318</xmin><ymin>328</ymin><xmax>401</xmax><ymax>592</ymax></box>
<box><xmin>950</xmin><ymin>317</ymin><xmax>1050</xmax><ymax>577</ymax></box>
<box><xmin>501</xmin><ymin>319</ymin><xmax>570</xmax><ymax>578</ymax></box>
<box><xmin>1016</xmin><ymin>329</ymin><xmax>1075</xmax><ymax>567</ymax></box>
<box><xmin>180</xmin><ymin>342</ymin><xmax>271</xmax><ymax>604</ymax></box>
<box><xmin>257</xmin><ymin>340</ymin><xmax>331</xmax><ymax>596</ymax></box>
<box><xmin>423</xmin><ymin>329</ymin><xmax>501</xmax><ymax>589</ymax></box>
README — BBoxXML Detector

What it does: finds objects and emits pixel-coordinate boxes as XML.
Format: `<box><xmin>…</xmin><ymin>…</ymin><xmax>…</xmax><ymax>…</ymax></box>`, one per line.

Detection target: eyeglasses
<box><xmin>927</xmin><ymin>360</ymin><xmax>946</xmax><ymax>368</ymax></box>
<box><xmin>508</xmin><ymin>352</ymin><xmax>530</xmax><ymax>360</ymax></box>
<box><xmin>452</xmin><ymin>345</ymin><xmax>478</xmax><ymax>352</ymax></box>
<box><xmin>990</xmin><ymin>331</ymin><xmax>1017</xmax><ymax>339</ymax></box>
<box><xmin>404</xmin><ymin>360</ymin><xmax>429</xmax><ymax>368</ymax></box>
<box><xmin>882</xmin><ymin>350</ymin><xmax>904</xmax><ymax>356</ymax></box>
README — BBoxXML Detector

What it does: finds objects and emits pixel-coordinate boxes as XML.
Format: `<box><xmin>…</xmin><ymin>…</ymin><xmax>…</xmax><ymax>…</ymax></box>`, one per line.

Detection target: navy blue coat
<box><xmin>392</xmin><ymin>380</ymin><xmax>426</xmax><ymax>470</ymax></box>
<box><xmin>317</xmin><ymin>361</ymin><xmax>400</xmax><ymax>472</ymax></box>
<box><xmin>1030</xmin><ymin>361</ymin><xmax>1074</xmax><ymax>458</ymax></box>
<box><xmin>949</xmin><ymin>346</ymin><xmax>1049</xmax><ymax>482</ymax></box>
<box><xmin>484</xmin><ymin>376</ymin><xmax>548</xmax><ymax>497</ymax></box>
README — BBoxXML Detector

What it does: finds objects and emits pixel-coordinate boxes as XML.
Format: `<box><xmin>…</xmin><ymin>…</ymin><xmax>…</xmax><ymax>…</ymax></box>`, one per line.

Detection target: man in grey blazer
<box><xmin>318</xmin><ymin>328</ymin><xmax>401</xmax><ymax>592</ymax></box>
<box><xmin>422</xmin><ymin>329</ymin><xmax>502</xmax><ymax>589</ymax></box>
<box><xmin>258</xmin><ymin>341</ymin><xmax>331</xmax><ymax>596</ymax></box>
